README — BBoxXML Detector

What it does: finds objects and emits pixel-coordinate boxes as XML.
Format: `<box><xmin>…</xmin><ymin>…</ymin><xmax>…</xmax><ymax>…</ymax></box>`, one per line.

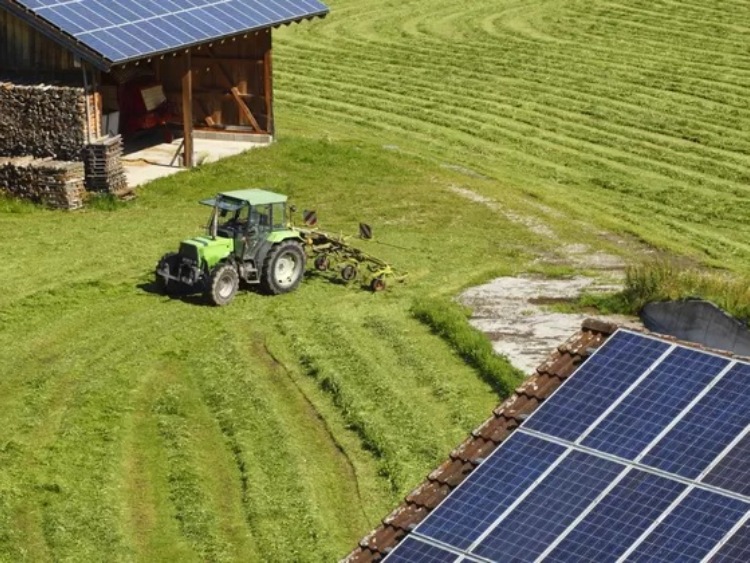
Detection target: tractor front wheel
<box><xmin>261</xmin><ymin>241</ymin><xmax>306</xmax><ymax>295</ymax></box>
<box><xmin>156</xmin><ymin>252</ymin><xmax>181</xmax><ymax>295</ymax></box>
<box><xmin>206</xmin><ymin>263</ymin><xmax>239</xmax><ymax>306</ymax></box>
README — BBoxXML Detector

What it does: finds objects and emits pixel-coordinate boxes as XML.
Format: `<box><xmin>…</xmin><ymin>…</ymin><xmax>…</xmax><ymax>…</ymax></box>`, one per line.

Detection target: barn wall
<box><xmin>0</xmin><ymin>10</ymin><xmax>78</xmax><ymax>73</ymax></box>
<box><xmin>156</xmin><ymin>30</ymin><xmax>273</xmax><ymax>132</ymax></box>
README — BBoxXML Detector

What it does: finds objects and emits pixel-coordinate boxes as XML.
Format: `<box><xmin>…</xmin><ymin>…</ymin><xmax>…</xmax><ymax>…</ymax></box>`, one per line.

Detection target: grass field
<box><xmin>1</xmin><ymin>1</ymin><xmax>749</xmax><ymax>561</ymax></box>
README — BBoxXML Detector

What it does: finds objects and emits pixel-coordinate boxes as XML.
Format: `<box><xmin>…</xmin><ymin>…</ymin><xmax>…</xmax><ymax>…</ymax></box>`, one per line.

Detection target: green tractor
<box><xmin>155</xmin><ymin>189</ymin><xmax>306</xmax><ymax>305</ymax></box>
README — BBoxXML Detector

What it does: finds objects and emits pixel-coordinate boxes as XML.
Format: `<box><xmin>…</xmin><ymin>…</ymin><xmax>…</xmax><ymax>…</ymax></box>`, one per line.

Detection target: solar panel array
<box><xmin>385</xmin><ymin>330</ymin><xmax>750</xmax><ymax>562</ymax></box>
<box><xmin>11</xmin><ymin>0</ymin><xmax>329</xmax><ymax>65</ymax></box>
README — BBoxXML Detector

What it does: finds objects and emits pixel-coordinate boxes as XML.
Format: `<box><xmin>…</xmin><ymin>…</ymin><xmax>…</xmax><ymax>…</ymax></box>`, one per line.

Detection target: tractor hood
<box><xmin>180</xmin><ymin>235</ymin><xmax>234</xmax><ymax>270</ymax></box>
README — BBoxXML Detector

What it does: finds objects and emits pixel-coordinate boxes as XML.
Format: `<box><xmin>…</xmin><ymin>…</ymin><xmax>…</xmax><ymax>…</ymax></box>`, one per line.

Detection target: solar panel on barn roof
<box><xmin>384</xmin><ymin>330</ymin><xmax>750</xmax><ymax>562</ymax></box>
<box><xmin>9</xmin><ymin>0</ymin><xmax>328</xmax><ymax>66</ymax></box>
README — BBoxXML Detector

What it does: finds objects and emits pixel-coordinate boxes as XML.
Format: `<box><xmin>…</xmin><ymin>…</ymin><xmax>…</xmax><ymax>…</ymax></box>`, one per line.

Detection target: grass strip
<box><xmin>411</xmin><ymin>297</ymin><xmax>523</xmax><ymax>396</ymax></box>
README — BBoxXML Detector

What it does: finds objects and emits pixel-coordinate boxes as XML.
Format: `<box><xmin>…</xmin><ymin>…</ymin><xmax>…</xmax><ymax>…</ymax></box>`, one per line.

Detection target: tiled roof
<box><xmin>343</xmin><ymin>317</ymin><xmax>618</xmax><ymax>562</ymax></box>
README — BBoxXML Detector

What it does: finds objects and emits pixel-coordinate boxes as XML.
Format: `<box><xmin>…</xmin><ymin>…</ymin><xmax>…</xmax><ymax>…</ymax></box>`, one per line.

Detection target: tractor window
<box><xmin>220</xmin><ymin>204</ymin><xmax>248</xmax><ymax>227</ymax></box>
<box><xmin>272</xmin><ymin>203</ymin><xmax>285</xmax><ymax>230</ymax></box>
<box><xmin>254</xmin><ymin>204</ymin><xmax>272</xmax><ymax>231</ymax></box>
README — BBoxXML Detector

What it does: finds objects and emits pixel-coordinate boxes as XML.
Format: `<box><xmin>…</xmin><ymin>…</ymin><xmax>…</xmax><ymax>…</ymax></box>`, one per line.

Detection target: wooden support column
<box><xmin>263</xmin><ymin>45</ymin><xmax>273</xmax><ymax>135</ymax></box>
<box><xmin>182</xmin><ymin>52</ymin><xmax>194</xmax><ymax>168</ymax></box>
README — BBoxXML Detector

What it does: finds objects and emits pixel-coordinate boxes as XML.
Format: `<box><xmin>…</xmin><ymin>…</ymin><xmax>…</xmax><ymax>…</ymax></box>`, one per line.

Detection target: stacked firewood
<box><xmin>0</xmin><ymin>157</ymin><xmax>85</xmax><ymax>210</ymax></box>
<box><xmin>0</xmin><ymin>81</ymin><xmax>87</xmax><ymax>161</ymax></box>
<box><xmin>84</xmin><ymin>135</ymin><xmax>130</xmax><ymax>196</ymax></box>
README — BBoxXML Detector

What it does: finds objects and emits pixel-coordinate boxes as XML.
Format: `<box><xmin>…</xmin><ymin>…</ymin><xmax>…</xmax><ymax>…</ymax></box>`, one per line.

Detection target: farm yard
<box><xmin>0</xmin><ymin>0</ymin><xmax>749</xmax><ymax>561</ymax></box>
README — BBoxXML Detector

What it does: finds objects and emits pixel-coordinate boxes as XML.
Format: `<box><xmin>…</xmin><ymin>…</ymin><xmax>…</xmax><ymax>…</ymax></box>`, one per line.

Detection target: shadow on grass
<box><xmin>137</xmin><ymin>281</ymin><xmax>212</xmax><ymax>307</ymax></box>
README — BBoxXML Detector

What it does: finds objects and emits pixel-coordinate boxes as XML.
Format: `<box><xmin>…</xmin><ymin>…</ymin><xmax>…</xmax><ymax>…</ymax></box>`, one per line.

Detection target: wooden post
<box><xmin>263</xmin><ymin>45</ymin><xmax>273</xmax><ymax>135</ymax></box>
<box><xmin>182</xmin><ymin>52</ymin><xmax>194</xmax><ymax>168</ymax></box>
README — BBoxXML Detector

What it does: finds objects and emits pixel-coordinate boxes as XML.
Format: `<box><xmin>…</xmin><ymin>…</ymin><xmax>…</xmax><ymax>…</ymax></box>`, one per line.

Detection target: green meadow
<box><xmin>1</xmin><ymin>1</ymin><xmax>748</xmax><ymax>561</ymax></box>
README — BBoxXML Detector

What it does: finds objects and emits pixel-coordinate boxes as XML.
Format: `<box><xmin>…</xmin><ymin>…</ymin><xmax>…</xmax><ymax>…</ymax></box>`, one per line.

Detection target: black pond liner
<box><xmin>640</xmin><ymin>299</ymin><xmax>750</xmax><ymax>357</ymax></box>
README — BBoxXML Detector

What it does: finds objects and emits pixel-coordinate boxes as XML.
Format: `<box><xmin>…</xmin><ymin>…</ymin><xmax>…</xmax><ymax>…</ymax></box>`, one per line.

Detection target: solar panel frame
<box><xmin>380</xmin><ymin>537</ymin><xmax>461</xmax><ymax>563</ymax></box>
<box><xmin>6</xmin><ymin>0</ymin><xmax>330</xmax><ymax>69</ymax></box>
<box><xmin>704</xmin><ymin>432</ymin><xmax>750</xmax><ymax>497</ymax></box>
<box><xmin>470</xmin><ymin>450</ymin><xmax>625</xmax><ymax>561</ymax></box>
<box><xmin>413</xmin><ymin>432</ymin><xmax>567</xmax><ymax>550</ymax></box>
<box><xmin>523</xmin><ymin>331</ymin><xmax>673</xmax><ymax>442</ymax></box>
<box><xmin>540</xmin><ymin>469</ymin><xmax>687</xmax><ymax>562</ymax></box>
<box><xmin>623</xmin><ymin>488</ymin><xmax>750</xmax><ymax>563</ymax></box>
<box><xmin>581</xmin><ymin>347</ymin><xmax>730</xmax><ymax>460</ymax></box>
<box><xmin>640</xmin><ymin>363</ymin><xmax>750</xmax><ymax>480</ymax></box>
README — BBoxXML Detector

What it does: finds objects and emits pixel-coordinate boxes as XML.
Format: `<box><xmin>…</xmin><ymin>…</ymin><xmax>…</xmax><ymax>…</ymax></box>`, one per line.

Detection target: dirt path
<box><xmin>451</xmin><ymin>186</ymin><xmax>641</xmax><ymax>375</ymax></box>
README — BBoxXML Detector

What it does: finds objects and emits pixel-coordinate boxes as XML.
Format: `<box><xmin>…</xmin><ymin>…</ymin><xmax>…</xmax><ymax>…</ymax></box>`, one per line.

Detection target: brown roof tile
<box><xmin>342</xmin><ymin>318</ymin><xmax>617</xmax><ymax>563</ymax></box>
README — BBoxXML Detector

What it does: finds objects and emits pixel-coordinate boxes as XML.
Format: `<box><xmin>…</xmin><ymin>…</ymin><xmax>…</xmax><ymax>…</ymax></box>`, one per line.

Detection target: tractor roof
<box><xmin>219</xmin><ymin>189</ymin><xmax>288</xmax><ymax>206</ymax></box>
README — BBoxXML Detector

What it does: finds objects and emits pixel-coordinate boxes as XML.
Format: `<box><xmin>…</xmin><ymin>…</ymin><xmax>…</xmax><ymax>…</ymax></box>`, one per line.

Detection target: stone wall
<box><xmin>0</xmin><ymin>81</ymin><xmax>92</xmax><ymax>161</ymax></box>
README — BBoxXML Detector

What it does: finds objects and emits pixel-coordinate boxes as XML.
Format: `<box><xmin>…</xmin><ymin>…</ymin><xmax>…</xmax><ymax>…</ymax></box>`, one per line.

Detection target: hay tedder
<box><xmin>155</xmin><ymin>188</ymin><xmax>405</xmax><ymax>305</ymax></box>
<box><xmin>299</xmin><ymin>213</ymin><xmax>405</xmax><ymax>292</ymax></box>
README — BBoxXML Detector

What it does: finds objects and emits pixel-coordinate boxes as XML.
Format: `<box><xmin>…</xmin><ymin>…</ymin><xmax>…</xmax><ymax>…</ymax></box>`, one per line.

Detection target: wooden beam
<box><xmin>231</xmin><ymin>87</ymin><xmax>261</xmax><ymax>133</ymax></box>
<box><xmin>263</xmin><ymin>48</ymin><xmax>273</xmax><ymax>135</ymax></box>
<box><xmin>182</xmin><ymin>53</ymin><xmax>194</xmax><ymax>168</ymax></box>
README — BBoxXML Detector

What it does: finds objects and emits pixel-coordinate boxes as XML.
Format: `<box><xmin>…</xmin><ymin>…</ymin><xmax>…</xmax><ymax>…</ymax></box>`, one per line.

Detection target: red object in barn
<box><xmin>119</xmin><ymin>79</ymin><xmax>177</xmax><ymax>140</ymax></box>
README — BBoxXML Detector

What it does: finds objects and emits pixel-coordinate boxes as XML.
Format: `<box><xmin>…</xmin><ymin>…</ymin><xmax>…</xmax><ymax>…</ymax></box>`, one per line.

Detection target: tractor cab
<box><xmin>201</xmin><ymin>189</ymin><xmax>287</xmax><ymax>243</ymax></box>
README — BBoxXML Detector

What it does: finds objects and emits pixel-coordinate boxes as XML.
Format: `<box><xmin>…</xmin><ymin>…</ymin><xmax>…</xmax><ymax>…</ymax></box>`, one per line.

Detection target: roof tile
<box><xmin>342</xmin><ymin>318</ymin><xmax>616</xmax><ymax>563</ymax></box>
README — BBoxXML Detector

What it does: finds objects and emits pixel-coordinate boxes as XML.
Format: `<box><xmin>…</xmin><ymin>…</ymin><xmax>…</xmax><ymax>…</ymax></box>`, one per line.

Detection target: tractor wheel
<box><xmin>370</xmin><ymin>277</ymin><xmax>387</xmax><ymax>292</ymax></box>
<box><xmin>206</xmin><ymin>263</ymin><xmax>239</xmax><ymax>306</ymax></box>
<box><xmin>155</xmin><ymin>252</ymin><xmax>181</xmax><ymax>295</ymax></box>
<box><xmin>314</xmin><ymin>255</ymin><xmax>330</xmax><ymax>271</ymax></box>
<box><xmin>261</xmin><ymin>241</ymin><xmax>306</xmax><ymax>295</ymax></box>
<box><xmin>341</xmin><ymin>264</ymin><xmax>357</xmax><ymax>282</ymax></box>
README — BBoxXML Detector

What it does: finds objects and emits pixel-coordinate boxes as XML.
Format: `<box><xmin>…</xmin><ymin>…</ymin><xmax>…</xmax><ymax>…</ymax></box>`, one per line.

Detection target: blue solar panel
<box><xmin>380</xmin><ymin>331</ymin><xmax>750</xmax><ymax>562</ymax></box>
<box><xmin>626</xmin><ymin>489</ymin><xmax>749</xmax><ymax>562</ymax></box>
<box><xmin>382</xmin><ymin>538</ymin><xmax>457</xmax><ymax>563</ymax></box>
<box><xmin>704</xmin><ymin>433</ymin><xmax>750</xmax><ymax>496</ymax></box>
<box><xmin>415</xmin><ymin>432</ymin><xmax>566</xmax><ymax>550</ymax></box>
<box><xmin>712</xmin><ymin>521</ymin><xmax>750</xmax><ymax>563</ymax></box>
<box><xmin>12</xmin><ymin>0</ymin><xmax>329</xmax><ymax>65</ymax></box>
<box><xmin>524</xmin><ymin>331</ymin><xmax>671</xmax><ymax>442</ymax></box>
<box><xmin>582</xmin><ymin>347</ymin><xmax>729</xmax><ymax>460</ymax></box>
<box><xmin>472</xmin><ymin>451</ymin><xmax>623</xmax><ymax>561</ymax></box>
<box><xmin>544</xmin><ymin>470</ymin><xmax>686</xmax><ymax>562</ymax></box>
<box><xmin>641</xmin><ymin>363</ymin><xmax>750</xmax><ymax>479</ymax></box>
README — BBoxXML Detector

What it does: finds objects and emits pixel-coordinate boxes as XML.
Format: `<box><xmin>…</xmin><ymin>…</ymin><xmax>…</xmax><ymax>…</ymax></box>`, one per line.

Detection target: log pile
<box><xmin>0</xmin><ymin>157</ymin><xmax>85</xmax><ymax>209</ymax></box>
<box><xmin>0</xmin><ymin>81</ymin><xmax>88</xmax><ymax>161</ymax></box>
<box><xmin>84</xmin><ymin>135</ymin><xmax>130</xmax><ymax>196</ymax></box>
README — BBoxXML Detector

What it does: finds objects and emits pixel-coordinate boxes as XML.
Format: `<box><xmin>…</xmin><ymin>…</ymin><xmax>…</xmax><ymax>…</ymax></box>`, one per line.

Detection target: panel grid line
<box><xmin>463</xmin><ymin>344</ymin><xmax>675</xmax><ymax>554</ymax></box>
<box><xmin>700</xmin><ymin>511</ymin><xmax>750</xmax><ymax>563</ymax></box>
<box><xmin>406</xmin><ymin>533</ymin><xmax>493</xmax><ymax>563</ymax></box>
<box><xmin>616</xmin><ymin>421</ymin><xmax>750</xmax><ymax>562</ymax></box>
<box><xmin>529</xmin><ymin>354</ymin><xmax>734</xmax><ymax>562</ymax></box>
<box><xmin>532</xmin><ymin>465</ymin><xmax>634</xmax><ymax>562</ymax></box>
<box><xmin>519</xmin><ymin>427</ymin><xmax>750</xmax><ymax>504</ymax></box>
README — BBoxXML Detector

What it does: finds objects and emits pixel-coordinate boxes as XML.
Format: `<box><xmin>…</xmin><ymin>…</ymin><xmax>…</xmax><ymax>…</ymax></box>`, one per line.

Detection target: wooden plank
<box><xmin>230</xmin><ymin>87</ymin><xmax>261</xmax><ymax>133</ymax></box>
<box><xmin>182</xmin><ymin>54</ymin><xmax>194</xmax><ymax>168</ymax></box>
<box><xmin>263</xmin><ymin>48</ymin><xmax>273</xmax><ymax>135</ymax></box>
<box><xmin>193</xmin><ymin>56</ymin><xmax>262</xmax><ymax>64</ymax></box>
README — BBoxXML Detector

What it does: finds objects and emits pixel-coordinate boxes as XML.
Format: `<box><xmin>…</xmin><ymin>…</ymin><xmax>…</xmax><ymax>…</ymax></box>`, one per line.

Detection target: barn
<box><xmin>0</xmin><ymin>0</ymin><xmax>329</xmax><ymax>207</ymax></box>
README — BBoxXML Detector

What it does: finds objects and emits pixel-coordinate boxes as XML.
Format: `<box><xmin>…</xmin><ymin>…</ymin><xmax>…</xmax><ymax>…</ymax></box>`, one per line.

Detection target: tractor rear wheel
<box><xmin>206</xmin><ymin>263</ymin><xmax>239</xmax><ymax>306</ymax></box>
<box><xmin>261</xmin><ymin>240</ymin><xmax>306</xmax><ymax>295</ymax></box>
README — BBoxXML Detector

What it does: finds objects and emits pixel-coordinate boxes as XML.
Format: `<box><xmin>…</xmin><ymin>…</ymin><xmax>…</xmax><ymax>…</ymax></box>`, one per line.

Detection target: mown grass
<box><xmin>1</xmin><ymin>1</ymin><xmax>749</xmax><ymax>561</ymax></box>
<box><xmin>0</xmin><ymin>137</ymin><xmax>547</xmax><ymax>562</ymax></box>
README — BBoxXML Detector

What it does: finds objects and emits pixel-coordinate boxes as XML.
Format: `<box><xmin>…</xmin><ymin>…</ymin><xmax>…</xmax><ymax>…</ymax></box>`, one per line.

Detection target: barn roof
<box><xmin>1</xmin><ymin>0</ymin><xmax>329</xmax><ymax>71</ymax></box>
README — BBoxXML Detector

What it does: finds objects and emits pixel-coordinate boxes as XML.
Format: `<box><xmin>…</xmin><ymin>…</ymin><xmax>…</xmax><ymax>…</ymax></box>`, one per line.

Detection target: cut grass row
<box><xmin>275</xmin><ymin>0</ymin><xmax>750</xmax><ymax>271</ymax></box>
<box><xmin>0</xmin><ymin>138</ymin><xmax>537</xmax><ymax>561</ymax></box>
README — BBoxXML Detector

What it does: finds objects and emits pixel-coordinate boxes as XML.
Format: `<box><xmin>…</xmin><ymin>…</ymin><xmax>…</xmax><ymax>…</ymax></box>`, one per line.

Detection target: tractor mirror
<box><xmin>303</xmin><ymin>210</ymin><xmax>318</xmax><ymax>226</ymax></box>
<box><xmin>220</xmin><ymin>209</ymin><xmax>228</xmax><ymax>217</ymax></box>
<box><xmin>359</xmin><ymin>223</ymin><xmax>373</xmax><ymax>240</ymax></box>
<box><xmin>289</xmin><ymin>204</ymin><xmax>297</xmax><ymax>213</ymax></box>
